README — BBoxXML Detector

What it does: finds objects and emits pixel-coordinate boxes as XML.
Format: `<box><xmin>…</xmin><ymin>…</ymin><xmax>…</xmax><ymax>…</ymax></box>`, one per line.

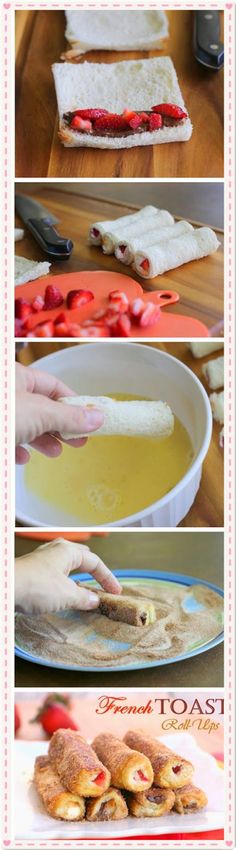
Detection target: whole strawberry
<box><xmin>44</xmin><ymin>284</ymin><xmax>64</xmax><ymax>310</ymax></box>
<box><xmin>30</xmin><ymin>693</ymin><xmax>78</xmax><ymax>737</ymax></box>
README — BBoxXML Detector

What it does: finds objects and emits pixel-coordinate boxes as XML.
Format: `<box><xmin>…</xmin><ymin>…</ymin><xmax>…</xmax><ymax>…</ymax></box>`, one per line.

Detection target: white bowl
<box><xmin>15</xmin><ymin>343</ymin><xmax>212</xmax><ymax>528</ymax></box>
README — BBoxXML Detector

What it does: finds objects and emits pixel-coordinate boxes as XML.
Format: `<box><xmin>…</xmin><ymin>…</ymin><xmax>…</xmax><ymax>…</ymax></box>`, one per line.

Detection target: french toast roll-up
<box><xmin>174</xmin><ymin>784</ymin><xmax>208</xmax><ymax>814</ymax></box>
<box><xmin>48</xmin><ymin>730</ymin><xmax>110</xmax><ymax>797</ymax></box>
<box><xmin>34</xmin><ymin>756</ymin><xmax>85</xmax><ymax>820</ymax></box>
<box><xmin>84</xmin><ymin>588</ymin><xmax>156</xmax><ymax>627</ymax></box>
<box><xmin>92</xmin><ymin>733</ymin><xmax>153</xmax><ymax>792</ymax></box>
<box><xmin>86</xmin><ymin>787</ymin><xmax>128</xmax><ymax>821</ymax></box>
<box><xmin>124</xmin><ymin>731</ymin><xmax>194</xmax><ymax>789</ymax></box>
<box><xmin>127</xmin><ymin>786</ymin><xmax>175</xmax><ymax>818</ymax></box>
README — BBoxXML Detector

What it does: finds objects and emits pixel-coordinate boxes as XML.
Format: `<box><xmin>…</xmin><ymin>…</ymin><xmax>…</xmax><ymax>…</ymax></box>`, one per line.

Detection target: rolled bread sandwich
<box><xmin>115</xmin><ymin>220</ymin><xmax>193</xmax><ymax>266</ymax></box>
<box><xmin>134</xmin><ymin>227</ymin><xmax>220</xmax><ymax>279</ymax></box>
<box><xmin>202</xmin><ymin>356</ymin><xmax>224</xmax><ymax>390</ymax></box>
<box><xmin>34</xmin><ymin>755</ymin><xmax>85</xmax><ymax>821</ymax></box>
<box><xmin>80</xmin><ymin>587</ymin><xmax>156</xmax><ymax>627</ymax></box>
<box><xmin>62</xmin><ymin>11</ymin><xmax>169</xmax><ymax>59</ymax></box>
<box><xmin>88</xmin><ymin>206</ymin><xmax>160</xmax><ymax>247</ymax></box>
<box><xmin>210</xmin><ymin>390</ymin><xmax>224</xmax><ymax>425</ymax></box>
<box><xmin>124</xmin><ymin>731</ymin><xmax>194</xmax><ymax>789</ymax></box>
<box><xmin>15</xmin><ymin>256</ymin><xmax>51</xmax><ymax>286</ymax></box>
<box><xmin>52</xmin><ymin>57</ymin><xmax>192</xmax><ymax>150</ymax></box>
<box><xmin>58</xmin><ymin>396</ymin><xmax>174</xmax><ymax>441</ymax></box>
<box><xmin>86</xmin><ymin>787</ymin><xmax>128</xmax><ymax>821</ymax></box>
<box><xmin>127</xmin><ymin>786</ymin><xmax>175</xmax><ymax>818</ymax></box>
<box><xmin>188</xmin><ymin>341</ymin><xmax>223</xmax><ymax>359</ymax></box>
<box><xmin>92</xmin><ymin>733</ymin><xmax>153</xmax><ymax>792</ymax></box>
<box><xmin>102</xmin><ymin>210</ymin><xmax>174</xmax><ymax>256</ymax></box>
<box><xmin>174</xmin><ymin>784</ymin><xmax>208</xmax><ymax>814</ymax></box>
<box><xmin>48</xmin><ymin>730</ymin><xmax>110</xmax><ymax>797</ymax></box>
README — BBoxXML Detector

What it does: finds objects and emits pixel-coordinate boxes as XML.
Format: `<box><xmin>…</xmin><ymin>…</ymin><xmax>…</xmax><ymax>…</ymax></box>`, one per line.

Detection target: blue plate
<box><xmin>15</xmin><ymin>570</ymin><xmax>224</xmax><ymax>672</ymax></box>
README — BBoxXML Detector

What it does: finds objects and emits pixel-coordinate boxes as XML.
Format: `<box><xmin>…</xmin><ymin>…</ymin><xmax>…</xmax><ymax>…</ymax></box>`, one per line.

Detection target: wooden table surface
<box><xmin>15</xmin><ymin>10</ymin><xmax>224</xmax><ymax>178</ymax></box>
<box><xmin>16</xmin><ymin>340</ymin><xmax>224</xmax><ymax>529</ymax></box>
<box><xmin>15</xmin><ymin>188</ymin><xmax>224</xmax><ymax>331</ymax></box>
<box><xmin>15</xmin><ymin>531</ymin><xmax>223</xmax><ymax>689</ymax></box>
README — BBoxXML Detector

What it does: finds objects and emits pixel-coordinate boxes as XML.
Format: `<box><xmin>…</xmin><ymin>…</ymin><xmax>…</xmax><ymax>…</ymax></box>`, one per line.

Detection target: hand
<box><xmin>15</xmin><ymin>363</ymin><xmax>104</xmax><ymax>464</ymax></box>
<box><xmin>15</xmin><ymin>538</ymin><xmax>122</xmax><ymax>614</ymax></box>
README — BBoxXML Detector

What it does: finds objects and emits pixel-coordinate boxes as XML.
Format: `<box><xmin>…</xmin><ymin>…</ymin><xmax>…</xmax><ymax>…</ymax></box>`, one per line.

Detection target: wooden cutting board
<box><xmin>15</xmin><ymin>10</ymin><xmax>224</xmax><ymax>178</ymax></box>
<box><xmin>14</xmin><ymin>188</ymin><xmax>224</xmax><ymax>331</ymax></box>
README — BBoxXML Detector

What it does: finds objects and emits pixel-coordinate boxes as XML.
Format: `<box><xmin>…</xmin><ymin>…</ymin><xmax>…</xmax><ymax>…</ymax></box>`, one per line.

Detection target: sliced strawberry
<box><xmin>111</xmin><ymin>314</ymin><xmax>131</xmax><ymax>337</ymax></box>
<box><xmin>93</xmin><ymin>308</ymin><xmax>107</xmax><ymax>320</ymax></box>
<box><xmin>151</xmin><ymin>103</ymin><xmax>187</xmax><ymax>120</ymax></box>
<box><xmin>44</xmin><ymin>285</ymin><xmax>64</xmax><ymax>310</ymax></box>
<box><xmin>15</xmin><ymin>298</ymin><xmax>33</xmax><ymax>320</ymax></box>
<box><xmin>15</xmin><ymin>318</ymin><xmax>25</xmax><ymax>337</ymax></box>
<box><xmin>34</xmin><ymin>320</ymin><xmax>55</xmax><ymax>338</ymax></box>
<box><xmin>32</xmin><ymin>294</ymin><xmax>45</xmax><ymax>313</ymax></box>
<box><xmin>130</xmin><ymin>298</ymin><xmax>145</xmax><ymax>318</ymax></box>
<box><xmin>109</xmin><ymin>290</ymin><xmax>129</xmax><ymax>308</ymax></box>
<box><xmin>149</xmin><ymin>113</ymin><xmax>163</xmax><ymax>131</ymax></box>
<box><xmin>54</xmin><ymin>322</ymin><xmax>71</xmax><ymax>337</ymax></box>
<box><xmin>80</xmin><ymin>324</ymin><xmax>110</xmax><ymax>338</ymax></box>
<box><xmin>139</xmin><ymin>302</ymin><xmax>160</xmax><ymax>328</ymax></box>
<box><xmin>93</xmin><ymin>771</ymin><xmax>106</xmax><ymax>786</ymax></box>
<box><xmin>70</xmin><ymin>115</ymin><xmax>92</xmax><ymax>132</ymax></box>
<box><xmin>139</xmin><ymin>112</ymin><xmax>149</xmax><ymax>123</ymax></box>
<box><xmin>66</xmin><ymin>289</ymin><xmax>94</xmax><ymax>310</ymax></box>
<box><xmin>136</xmin><ymin>769</ymin><xmax>149</xmax><ymax>782</ymax></box>
<box><xmin>94</xmin><ymin>114</ymin><xmax>128</xmax><ymax>133</ymax></box>
<box><xmin>54</xmin><ymin>311</ymin><xmax>68</xmax><ymax>325</ymax></box>
<box><xmin>140</xmin><ymin>258</ymin><xmax>149</xmax><ymax>272</ymax></box>
<box><xmin>90</xmin><ymin>227</ymin><xmax>100</xmax><ymax>239</ymax></box>
<box><xmin>73</xmin><ymin>109</ymin><xmax>108</xmax><ymax>121</ymax></box>
<box><xmin>129</xmin><ymin>114</ymin><xmax>143</xmax><ymax>130</ymax></box>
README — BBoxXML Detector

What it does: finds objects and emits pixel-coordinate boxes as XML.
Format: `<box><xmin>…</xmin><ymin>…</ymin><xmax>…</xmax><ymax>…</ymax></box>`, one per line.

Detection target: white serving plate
<box><xmin>14</xmin><ymin>732</ymin><xmax>224</xmax><ymax>839</ymax></box>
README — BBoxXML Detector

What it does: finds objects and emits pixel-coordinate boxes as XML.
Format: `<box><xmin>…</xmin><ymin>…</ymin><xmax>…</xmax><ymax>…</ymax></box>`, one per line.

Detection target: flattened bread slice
<box><xmin>52</xmin><ymin>57</ymin><xmax>192</xmax><ymax>150</ymax></box>
<box><xmin>15</xmin><ymin>256</ymin><xmax>51</xmax><ymax>286</ymax></box>
<box><xmin>62</xmin><ymin>10</ymin><xmax>169</xmax><ymax>58</ymax></box>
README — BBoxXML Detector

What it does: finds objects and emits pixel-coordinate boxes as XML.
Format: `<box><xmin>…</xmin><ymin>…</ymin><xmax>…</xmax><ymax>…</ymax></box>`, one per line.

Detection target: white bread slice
<box><xmin>88</xmin><ymin>206</ymin><xmax>160</xmax><ymax>246</ymax></box>
<box><xmin>14</xmin><ymin>228</ymin><xmax>24</xmax><ymax>241</ymax></box>
<box><xmin>63</xmin><ymin>11</ymin><xmax>169</xmax><ymax>57</ymax></box>
<box><xmin>15</xmin><ymin>256</ymin><xmax>51</xmax><ymax>286</ymax></box>
<box><xmin>134</xmin><ymin>227</ymin><xmax>220</xmax><ymax>279</ymax></box>
<box><xmin>52</xmin><ymin>58</ymin><xmax>192</xmax><ymax>150</ymax></box>
<box><xmin>58</xmin><ymin>396</ymin><xmax>174</xmax><ymax>440</ymax></box>
<box><xmin>115</xmin><ymin>221</ymin><xmax>193</xmax><ymax>265</ymax></box>
<box><xmin>188</xmin><ymin>342</ymin><xmax>223</xmax><ymax>359</ymax></box>
<box><xmin>210</xmin><ymin>391</ymin><xmax>224</xmax><ymax>425</ymax></box>
<box><xmin>202</xmin><ymin>356</ymin><xmax>224</xmax><ymax>390</ymax></box>
<box><xmin>103</xmin><ymin>211</ymin><xmax>174</xmax><ymax>255</ymax></box>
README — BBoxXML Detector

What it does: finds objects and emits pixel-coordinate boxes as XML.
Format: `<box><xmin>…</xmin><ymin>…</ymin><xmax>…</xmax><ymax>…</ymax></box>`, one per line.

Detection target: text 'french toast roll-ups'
<box><xmin>92</xmin><ymin>734</ymin><xmax>154</xmax><ymax>792</ymax></box>
<box><xmin>88</xmin><ymin>206</ymin><xmax>167</xmax><ymax>247</ymax></box>
<box><xmin>174</xmin><ymin>784</ymin><xmax>208</xmax><ymax>814</ymax></box>
<box><xmin>58</xmin><ymin>396</ymin><xmax>174</xmax><ymax>441</ymax></box>
<box><xmin>86</xmin><ymin>787</ymin><xmax>128</xmax><ymax>822</ymax></box>
<box><xmin>134</xmin><ymin>227</ymin><xmax>220</xmax><ymax>279</ymax></box>
<box><xmin>124</xmin><ymin>732</ymin><xmax>194</xmax><ymax>789</ymax></box>
<box><xmin>34</xmin><ymin>756</ymin><xmax>85</xmax><ymax>821</ymax></box>
<box><xmin>127</xmin><ymin>786</ymin><xmax>175</xmax><ymax>818</ymax></box>
<box><xmin>48</xmin><ymin>730</ymin><xmax>110</xmax><ymax>797</ymax></box>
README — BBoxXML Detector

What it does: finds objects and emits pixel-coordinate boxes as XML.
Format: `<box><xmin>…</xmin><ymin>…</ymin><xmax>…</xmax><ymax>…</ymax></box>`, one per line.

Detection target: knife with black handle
<box><xmin>15</xmin><ymin>194</ymin><xmax>74</xmax><ymax>260</ymax></box>
<box><xmin>194</xmin><ymin>11</ymin><xmax>224</xmax><ymax>70</ymax></box>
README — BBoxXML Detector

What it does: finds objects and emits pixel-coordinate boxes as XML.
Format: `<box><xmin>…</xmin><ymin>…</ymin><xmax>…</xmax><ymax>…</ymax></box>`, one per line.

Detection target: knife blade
<box><xmin>193</xmin><ymin>11</ymin><xmax>224</xmax><ymax>70</ymax></box>
<box><xmin>15</xmin><ymin>195</ymin><xmax>74</xmax><ymax>260</ymax></box>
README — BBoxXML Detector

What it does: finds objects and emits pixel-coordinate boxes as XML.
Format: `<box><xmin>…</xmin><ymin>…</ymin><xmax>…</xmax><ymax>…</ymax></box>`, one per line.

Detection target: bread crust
<box><xmin>127</xmin><ymin>785</ymin><xmax>175</xmax><ymax>817</ymax></box>
<box><xmin>92</xmin><ymin>590</ymin><xmax>156</xmax><ymax>627</ymax></box>
<box><xmin>58</xmin><ymin>119</ymin><xmax>192</xmax><ymax>150</ymax></box>
<box><xmin>92</xmin><ymin>733</ymin><xmax>153</xmax><ymax>791</ymax></box>
<box><xmin>48</xmin><ymin>730</ymin><xmax>110</xmax><ymax>797</ymax></box>
<box><xmin>34</xmin><ymin>755</ymin><xmax>85</xmax><ymax>820</ymax></box>
<box><xmin>86</xmin><ymin>787</ymin><xmax>128</xmax><ymax>821</ymax></box>
<box><xmin>124</xmin><ymin>731</ymin><xmax>194</xmax><ymax>789</ymax></box>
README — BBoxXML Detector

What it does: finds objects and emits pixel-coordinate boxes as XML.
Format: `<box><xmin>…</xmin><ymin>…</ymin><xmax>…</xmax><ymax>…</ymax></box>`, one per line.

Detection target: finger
<box><xmin>29</xmin><ymin>434</ymin><xmax>63</xmax><ymax>457</ymax></box>
<box><xmin>26</xmin><ymin>367</ymin><xmax>78</xmax><ymax>401</ymax></box>
<box><xmin>74</xmin><ymin>550</ymin><xmax>122</xmax><ymax>594</ymax></box>
<box><xmin>53</xmin><ymin>433</ymin><xmax>88</xmax><ymax>449</ymax></box>
<box><xmin>38</xmin><ymin>396</ymin><xmax>104</xmax><ymax>439</ymax></box>
<box><xmin>15</xmin><ymin>445</ymin><xmax>30</xmax><ymax>464</ymax></box>
<box><xmin>63</xmin><ymin>580</ymin><xmax>100</xmax><ymax>611</ymax></box>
